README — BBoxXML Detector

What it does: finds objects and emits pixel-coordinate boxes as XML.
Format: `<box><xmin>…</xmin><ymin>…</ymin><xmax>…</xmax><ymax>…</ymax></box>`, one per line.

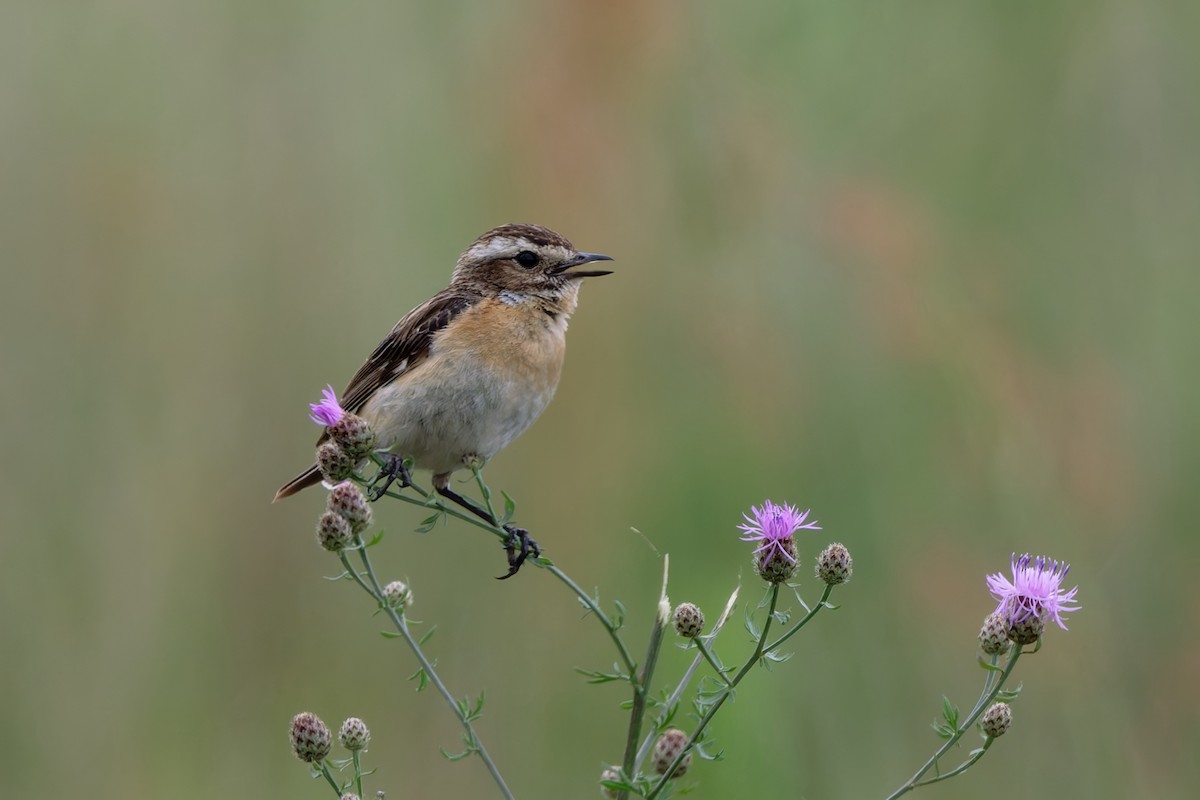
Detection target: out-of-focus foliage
<box><xmin>2</xmin><ymin>2</ymin><xmax>1196</xmax><ymax>798</ymax></box>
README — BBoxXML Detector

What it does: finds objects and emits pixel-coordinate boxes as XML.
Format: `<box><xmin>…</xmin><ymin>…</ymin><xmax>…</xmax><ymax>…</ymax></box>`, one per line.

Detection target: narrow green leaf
<box><xmin>500</xmin><ymin>491</ymin><xmax>517</xmax><ymax>525</ymax></box>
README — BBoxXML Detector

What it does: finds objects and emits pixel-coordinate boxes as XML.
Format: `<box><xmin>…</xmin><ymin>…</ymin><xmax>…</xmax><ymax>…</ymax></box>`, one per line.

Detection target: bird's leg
<box><xmin>368</xmin><ymin>453</ymin><xmax>413</xmax><ymax>501</ymax></box>
<box><xmin>434</xmin><ymin>480</ymin><xmax>540</xmax><ymax>579</ymax></box>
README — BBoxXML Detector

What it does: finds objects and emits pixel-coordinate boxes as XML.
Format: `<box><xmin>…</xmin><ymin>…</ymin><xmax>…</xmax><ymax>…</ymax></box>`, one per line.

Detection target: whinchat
<box><xmin>274</xmin><ymin>223</ymin><xmax>613</xmax><ymax>576</ymax></box>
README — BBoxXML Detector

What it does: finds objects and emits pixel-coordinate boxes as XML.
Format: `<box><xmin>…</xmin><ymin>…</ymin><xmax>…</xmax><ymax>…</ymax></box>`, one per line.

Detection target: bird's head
<box><xmin>451</xmin><ymin>224</ymin><xmax>613</xmax><ymax>302</ymax></box>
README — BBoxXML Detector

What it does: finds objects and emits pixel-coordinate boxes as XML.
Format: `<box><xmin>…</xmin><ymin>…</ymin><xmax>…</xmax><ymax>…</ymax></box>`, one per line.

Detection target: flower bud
<box><xmin>317</xmin><ymin>441</ymin><xmax>355</xmax><ymax>484</ymax></box>
<box><xmin>317</xmin><ymin>511</ymin><xmax>353</xmax><ymax>552</ymax></box>
<box><xmin>652</xmin><ymin>728</ymin><xmax>692</xmax><ymax>778</ymax></box>
<box><xmin>340</xmin><ymin>795</ymin><xmax>360</xmax><ymax>800</ymax></box>
<box><xmin>329</xmin><ymin>482</ymin><xmax>373</xmax><ymax>535</ymax></box>
<box><xmin>290</xmin><ymin>712</ymin><xmax>332</xmax><ymax>763</ymax></box>
<box><xmin>329</xmin><ymin>413</ymin><xmax>377</xmax><ymax>462</ymax></box>
<box><xmin>1009</xmin><ymin>613</ymin><xmax>1045</xmax><ymax>646</ymax></box>
<box><xmin>383</xmin><ymin>580</ymin><xmax>414</xmax><ymax>611</ymax></box>
<box><xmin>339</xmin><ymin>717</ymin><xmax>370</xmax><ymax>751</ymax></box>
<box><xmin>816</xmin><ymin>542</ymin><xmax>853</xmax><ymax>585</ymax></box>
<box><xmin>754</xmin><ymin>536</ymin><xmax>798</xmax><ymax>584</ymax></box>
<box><xmin>599</xmin><ymin>766</ymin><xmax>622</xmax><ymax>799</ymax></box>
<box><xmin>980</xmin><ymin>702</ymin><xmax>1012</xmax><ymax>738</ymax></box>
<box><xmin>979</xmin><ymin>611</ymin><xmax>1011</xmax><ymax>655</ymax></box>
<box><xmin>673</xmin><ymin>603</ymin><xmax>705</xmax><ymax>639</ymax></box>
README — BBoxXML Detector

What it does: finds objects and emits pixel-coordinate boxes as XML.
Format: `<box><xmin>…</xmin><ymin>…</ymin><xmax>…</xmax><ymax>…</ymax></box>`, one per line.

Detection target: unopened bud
<box><xmin>328</xmin><ymin>482</ymin><xmax>372</xmax><ymax>535</ymax></box>
<box><xmin>979</xmin><ymin>612</ymin><xmax>1011</xmax><ymax>655</ymax></box>
<box><xmin>317</xmin><ymin>511</ymin><xmax>353</xmax><ymax>552</ymax></box>
<box><xmin>980</xmin><ymin>702</ymin><xmax>1012</xmax><ymax>737</ymax></box>
<box><xmin>816</xmin><ymin>542</ymin><xmax>853</xmax><ymax>585</ymax></box>
<box><xmin>599</xmin><ymin>766</ymin><xmax>622</xmax><ymax>799</ymax></box>
<box><xmin>673</xmin><ymin>603</ymin><xmax>705</xmax><ymax>639</ymax></box>
<box><xmin>289</xmin><ymin>712</ymin><xmax>331</xmax><ymax>763</ymax></box>
<box><xmin>652</xmin><ymin>728</ymin><xmax>692</xmax><ymax>778</ymax></box>
<box><xmin>329</xmin><ymin>413</ymin><xmax>377</xmax><ymax>461</ymax></box>
<box><xmin>383</xmin><ymin>580</ymin><xmax>413</xmax><ymax>611</ymax></box>
<box><xmin>317</xmin><ymin>441</ymin><xmax>355</xmax><ymax>484</ymax></box>
<box><xmin>339</xmin><ymin>717</ymin><xmax>370</xmax><ymax>751</ymax></box>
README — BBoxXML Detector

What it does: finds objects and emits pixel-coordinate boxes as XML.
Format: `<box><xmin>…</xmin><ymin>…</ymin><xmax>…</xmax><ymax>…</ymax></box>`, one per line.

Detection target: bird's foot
<box><xmin>497</xmin><ymin>525</ymin><xmax>540</xmax><ymax>580</ymax></box>
<box><xmin>368</xmin><ymin>454</ymin><xmax>413</xmax><ymax>501</ymax></box>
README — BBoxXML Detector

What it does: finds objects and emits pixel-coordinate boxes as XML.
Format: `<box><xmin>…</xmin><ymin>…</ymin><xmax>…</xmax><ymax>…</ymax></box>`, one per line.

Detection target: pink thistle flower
<box><xmin>738</xmin><ymin>500</ymin><xmax>821</xmax><ymax>565</ymax></box>
<box><xmin>309</xmin><ymin>384</ymin><xmax>345</xmax><ymax>427</ymax></box>
<box><xmin>987</xmin><ymin>553</ymin><xmax>1081</xmax><ymax>631</ymax></box>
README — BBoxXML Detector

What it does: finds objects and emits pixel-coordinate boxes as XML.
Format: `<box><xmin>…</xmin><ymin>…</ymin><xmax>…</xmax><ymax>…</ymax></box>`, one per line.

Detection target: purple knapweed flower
<box><xmin>987</xmin><ymin>553</ymin><xmax>1080</xmax><ymax>631</ymax></box>
<box><xmin>309</xmin><ymin>384</ymin><xmax>345</xmax><ymax>427</ymax></box>
<box><xmin>738</xmin><ymin>500</ymin><xmax>821</xmax><ymax>564</ymax></box>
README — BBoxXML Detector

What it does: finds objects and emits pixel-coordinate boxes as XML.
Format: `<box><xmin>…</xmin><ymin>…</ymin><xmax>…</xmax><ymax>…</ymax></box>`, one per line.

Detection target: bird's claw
<box><xmin>497</xmin><ymin>525</ymin><xmax>540</xmax><ymax>580</ymax></box>
<box><xmin>368</xmin><ymin>454</ymin><xmax>412</xmax><ymax>501</ymax></box>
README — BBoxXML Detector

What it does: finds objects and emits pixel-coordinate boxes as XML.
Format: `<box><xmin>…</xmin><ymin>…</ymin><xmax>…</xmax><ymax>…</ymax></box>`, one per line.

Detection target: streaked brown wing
<box><xmin>338</xmin><ymin>290</ymin><xmax>478</xmax><ymax>413</ymax></box>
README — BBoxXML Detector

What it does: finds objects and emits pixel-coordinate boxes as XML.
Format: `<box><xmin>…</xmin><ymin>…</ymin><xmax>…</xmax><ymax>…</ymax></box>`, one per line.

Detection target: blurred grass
<box><xmin>1</xmin><ymin>1</ymin><xmax>1197</xmax><ymax>798</ymax></box>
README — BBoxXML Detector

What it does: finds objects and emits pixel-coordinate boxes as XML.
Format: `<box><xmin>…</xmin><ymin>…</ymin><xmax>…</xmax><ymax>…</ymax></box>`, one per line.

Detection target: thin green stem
<box><xmin>337</xmin><ymin>547</ymin><xmax>515</xmax><ymax>800</ymax></box>
<box><xmin>963</xmin><ymin>652</ymin><xmax>1002</xmax><ymax>722</ymax></box>
<box><xmin>644</xmin><ymin>584</ymin><xmax>782</xmax><ymax>800</ymax></box>
<box><xmin>694</xmin><ymin>638</ymin><xmax>730</xmax><ymax>682</ymax></box>
<box><xmin>882</xmin><ymin>648</ymin><xmax>1023</xmax><ymax>800</ymax></box>
<box><xmin>352</xmin><ymin>750</ymin><xmax>363</xmax><ymax>799</ymax></box>
<box><xmin>763</xmin><ymin>583</ymin><xmax>833</xmax><ymax>653</ymax></box>
<box><xmin>317</xmin><ymin>762</ymin><xmax>341</xmax><ymax>795</ymax></box>
<box><xmin>544</xmin><ymin>563</ymin><xmax>638</xmax><ymax>676</ymax></box>
<box><xmin>633</xmin><ymin>587</ymin><xmax>741</xmax><ymax>773</ymax></box>
<box><xmin>363</xmin><ymin>465</ymin><xmax>637</xmax><ymax>675</ymax></box>
<box><xmin>618</xmin><ymin>606</ymin><xmax>669</xmax><ymax>798</ymax></box>
<box><xmin>914</xmin><ymin>738</ymin><xmax>994</xmax><ymax>786</ymax></box>
<box><xmin>470</xmin><ymin>464</ymin><xmax>499</xmax><ymax>522</ymax></box>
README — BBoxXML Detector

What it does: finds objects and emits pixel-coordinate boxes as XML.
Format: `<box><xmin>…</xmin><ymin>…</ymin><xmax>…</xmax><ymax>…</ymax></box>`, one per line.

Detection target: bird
<box><xmin>274</xmin><ymin>223</ymin><xmax>613</xmax><ymax>576</ymax></box>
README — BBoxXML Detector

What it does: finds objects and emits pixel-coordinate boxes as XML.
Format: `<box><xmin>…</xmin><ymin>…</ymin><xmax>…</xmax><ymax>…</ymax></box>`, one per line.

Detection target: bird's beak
<box><xmin>551</xmin><ymin>252</ymin><xmax>614</xmax><ymax>279</ymax></box>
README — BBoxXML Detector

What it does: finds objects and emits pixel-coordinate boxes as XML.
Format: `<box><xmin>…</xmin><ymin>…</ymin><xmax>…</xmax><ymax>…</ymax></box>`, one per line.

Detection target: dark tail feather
<box><xmin>273</xmin><ymin>465</ymin><xmax>322</xmax><ymax>502</ymax></box>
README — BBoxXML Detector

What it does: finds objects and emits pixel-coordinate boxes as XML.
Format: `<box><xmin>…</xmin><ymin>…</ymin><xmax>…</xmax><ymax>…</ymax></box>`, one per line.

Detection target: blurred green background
<box><xmin>3</xmin><ymin>2</ymin><xmax>1197</xmax><ymax>798</ymax></box>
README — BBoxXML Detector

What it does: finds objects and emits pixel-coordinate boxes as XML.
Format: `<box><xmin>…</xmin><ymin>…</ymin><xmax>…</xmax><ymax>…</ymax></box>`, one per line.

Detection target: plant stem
<box><xmin>694</xmin><ymin>638</ymin><xmax>729</xmax><ymax>681</ymax></box>
<box><xmin>882</xmin><ymin>648</ymin><xmax>1023</xmax><ymax>800</ymax></box>
<box><xmin>337</xmin><ymin>547</ymin><xmax>515</xmax><ymax>800</ymax></box>
<box><xmin>318</xmin><ymin>762</ymin><xmax>342</xmax><ymax>795</ymax></box>
<box><xmin>914</xmin><ymin>738</ymin><xmax>993</xmax><ymax>786</ymax></box>
<box><xmin>367</xmin><ymin>467</ymin><xmax>637</xmax><ymax>675</ymax></box>
<box><xmin>619</xmin><ymin>615</ymin><xmax>665</xmax><ymax>793</ymax></box>
<box><xmin>643</xmin><ymin>583</ymin><xmax>782</xmax><ymax>800</ymax></box>
<box><xmin>617</xmin><ymin>559</ymin><xmax>671</xmax><ymax>800</ymax></box>
<box><xmin>763</xmin><ymin>583</ymin><xmax>833</xmax><ymax>653</ymax></box>
<box><xmin>544</xmin><ymin>562</ymin><xmax>638</xmax><ymax>676</ymax></box>
<box><xmin>633</xmin><ymin>587</ymin><xmax>741</xmax><ymax>772</ymax></box>
<box><xmin>352</xmin><ymin>750</ymin><xmax>363</xmax><ymax>799</ymax></box>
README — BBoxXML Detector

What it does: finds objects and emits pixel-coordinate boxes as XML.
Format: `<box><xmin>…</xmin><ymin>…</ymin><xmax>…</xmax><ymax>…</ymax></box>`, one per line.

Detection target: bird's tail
<box><xmin>273</xmin><ymin>464</ymin><xmax>323</xmax><ymax>502</ymax></box>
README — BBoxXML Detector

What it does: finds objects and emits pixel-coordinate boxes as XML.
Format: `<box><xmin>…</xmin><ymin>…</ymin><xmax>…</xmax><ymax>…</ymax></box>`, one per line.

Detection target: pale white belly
<box><xmin>357</xmin><ymin>355</ymin><xmax>557</xmax><ymax>476</ymax></box>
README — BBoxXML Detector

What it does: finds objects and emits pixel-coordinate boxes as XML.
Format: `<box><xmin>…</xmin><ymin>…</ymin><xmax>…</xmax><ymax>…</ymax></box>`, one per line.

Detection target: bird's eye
<box><xmin>514</xmin><ymin>250</ymin><xmax>540</xmax><ymax>269</ymax></box>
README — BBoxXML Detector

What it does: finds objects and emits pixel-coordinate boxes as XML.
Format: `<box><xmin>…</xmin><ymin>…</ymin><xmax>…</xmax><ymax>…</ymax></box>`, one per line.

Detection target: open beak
<box><xmin>550</xmin><ymin>251</ymin><xmax>614</xmax><ymax>279</ymax></box>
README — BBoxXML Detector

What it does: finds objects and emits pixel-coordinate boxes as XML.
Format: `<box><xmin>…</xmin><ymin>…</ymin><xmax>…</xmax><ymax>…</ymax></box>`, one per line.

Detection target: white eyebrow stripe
<box><xmin>469</xmin><ymin>236</ymin><xmax>537</xmax><ymax>261</ymax></box>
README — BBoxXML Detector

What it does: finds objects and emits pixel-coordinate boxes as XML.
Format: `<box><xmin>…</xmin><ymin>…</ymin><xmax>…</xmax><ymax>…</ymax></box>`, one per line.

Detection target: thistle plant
<box><xmin>883</xmin><ymin>553</ymin><xmax>1081</xmax><ymax>799</ymax></box>
<box><xmin>284</xmin><ymin>386</ymin><xmax>1082</xmax><ymax>798</ymax></box>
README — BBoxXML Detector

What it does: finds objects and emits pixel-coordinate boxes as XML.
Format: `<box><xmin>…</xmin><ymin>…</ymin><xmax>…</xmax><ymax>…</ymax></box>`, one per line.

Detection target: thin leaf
<box><xmin>499</xmin><ymin>491</ymin><xmax>517</xmax><ymax>525</ymax></box>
